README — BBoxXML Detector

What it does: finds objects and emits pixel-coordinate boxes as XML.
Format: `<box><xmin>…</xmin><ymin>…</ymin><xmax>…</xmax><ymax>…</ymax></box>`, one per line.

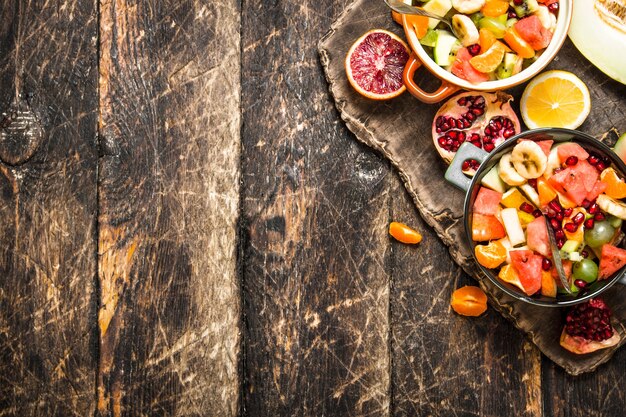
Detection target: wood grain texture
<box><xmin>241</xmin><ymin>1</ymin><xmax>391</xmax><ymax>415</ymax></box>
<box><xmin>389</xmin><ymin>180</ymin><xmax>542</xmax><ymax>417</ymax></box>
<box><xmin>97</xmin><ymin>1</ymin><xmax>241</xmax><ymax>415</ymax></box>
<box><xmin>0</xmin><ymin>0</ymin><xmax>98</xmax><ymax>415</ymax></box>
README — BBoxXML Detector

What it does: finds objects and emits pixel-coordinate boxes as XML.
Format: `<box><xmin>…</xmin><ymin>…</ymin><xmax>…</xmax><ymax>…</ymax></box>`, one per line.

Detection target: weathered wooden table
<box><xmin>0</xmin><ymin>1</ymin><xmax>624</xmax><ymax>416</ymax></box>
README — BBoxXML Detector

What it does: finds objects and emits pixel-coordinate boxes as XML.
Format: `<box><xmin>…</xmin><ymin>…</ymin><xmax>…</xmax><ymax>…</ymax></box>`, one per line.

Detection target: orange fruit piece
<box><xmin>481</xmin><ymin>0</ymin><xmax>510</xmax><ymax>17</ymax></box>
<box><xmin>503</xmin><ymin>27</ymin><xmax>535</xmax><ymax>59</ymax></box>
<box><xmin>405</xmin><ymin>14</ymin><xmax>429</xmax><ymax>39</ymax></box>
<box><xmin>345</xmin><ymin>29</ymin><xmax>410</xmax><ymax>100</ymax></box>
<box><xmin>389</xmin><ymin>221</ymin><xmax>422</xmax><ymax>244</ymax></box>
<box><xmin>391</xmin><ymin>11</ymin><xmax>403</xmax><ymax>25</ymax></box>
<box><xmin>537</xmin><ymin>177</ymin><xmax>557</xmax><ymax>208</ymax></box>
<box><xmin>469</xmin><ymin>41</ymin><xmax>507</xmax><ymax>73</ymax></box>
<box><xmin>451</xmin><ymin>286</ymin><xmax>488</xmax><ymax>317</ymax></box>
<box><xmin>600</xmin><ymin>167</ymin><xmax>626</xmax><ymax>199</ymax></box>
<box><xmin>475</xmin><ymin>240</ymin><xmax>507</xmax><ymax>269</ymax></box>
<box><xmin>540</xmin><ymin>270</ymin><xmax>557</xmax><ymax>297</ymax></box>
<box><xmin>479</xmin><ymin>28</ymin><xmax>497</xmax><ymax>53</ymax></box>
<box><xmin>497</xmin><ymin>264</ymin><xmax>525</xmax><ymax>291</ymax></box>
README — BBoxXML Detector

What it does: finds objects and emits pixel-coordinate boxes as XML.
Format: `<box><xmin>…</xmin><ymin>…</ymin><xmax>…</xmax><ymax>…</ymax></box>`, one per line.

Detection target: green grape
<box><xmin>573</xmin><ymin>259</ymin><xmax>599</xmax><ymax>283</ymax></box>
<box><xmin>584</xmin><ymin>220</ymin><xmax>615</xmax><ymax>248</ymax></box>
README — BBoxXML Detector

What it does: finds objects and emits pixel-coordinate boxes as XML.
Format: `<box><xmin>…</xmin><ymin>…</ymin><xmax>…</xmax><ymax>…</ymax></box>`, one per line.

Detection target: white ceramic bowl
<box><xmin>401</xmin><ymin>0</ymin><xmax>573</xmax><ymax>103</ymax></box>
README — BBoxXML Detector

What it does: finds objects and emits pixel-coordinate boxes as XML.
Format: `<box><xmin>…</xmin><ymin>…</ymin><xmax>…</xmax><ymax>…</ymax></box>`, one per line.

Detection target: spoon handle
<box><xmin>384</xmin><ymin>0</ymin><xmax>455</xmax><ymax>33</ymax></box>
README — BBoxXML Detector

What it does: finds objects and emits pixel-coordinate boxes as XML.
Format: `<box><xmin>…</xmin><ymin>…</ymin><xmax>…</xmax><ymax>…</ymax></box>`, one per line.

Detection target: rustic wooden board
<box><xmin>389</xmin><ymin>180</ymin><xmax>543</xmax><ymax>416</ymax></box>
<box><xmin>97</xmin><ymin>1</ymin><xmax>241</xmax><ymax>415</ymax></box>
<box><xmin>241</xmin><ymin>1</ymin><xmax>392</xmax><ymax>415</ymax></box>
<box><xmin>319</xmin><ymin>0</ymin><xmax>626</xmax><ymax>375</ymax></box>
<box><xmin>0</xmin><ymin>1</ymin><xmax>98</xmax><ymax>415</ymax></box>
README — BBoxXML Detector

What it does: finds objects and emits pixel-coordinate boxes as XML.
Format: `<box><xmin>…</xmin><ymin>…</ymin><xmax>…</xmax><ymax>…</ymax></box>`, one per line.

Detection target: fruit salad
<box><xmin>410</xmin><ymin>0</ymin><xmax>559</xmax><ymax>83</ymax></box>
<box><xmin>471</xmin><ymin>139</ymin><xmax>626</xmax><ymax>298</ymax></box>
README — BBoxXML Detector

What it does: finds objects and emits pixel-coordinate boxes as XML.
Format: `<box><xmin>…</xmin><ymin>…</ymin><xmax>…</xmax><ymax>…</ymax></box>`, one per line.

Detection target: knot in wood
<box><xmin>0</xmin><ymin>103</ymin><xmax>44</xmax><ymax>166</ymax></box>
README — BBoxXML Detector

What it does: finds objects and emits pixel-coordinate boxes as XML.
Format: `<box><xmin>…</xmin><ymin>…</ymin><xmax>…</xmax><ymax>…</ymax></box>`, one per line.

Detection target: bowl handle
<box><xmin>444</xmin><ymin>142</ymin><xmax>490</xmax><ymax>192</ymax></box>
<box><xmin>402</xmin><ymin>54</ymin><xmax>460</xmax><ymax>104</ymax></box>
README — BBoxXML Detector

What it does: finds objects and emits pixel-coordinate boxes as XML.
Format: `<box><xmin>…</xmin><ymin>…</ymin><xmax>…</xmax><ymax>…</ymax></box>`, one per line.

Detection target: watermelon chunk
<box><xmin>556</xmin><ymin>143</ymin><xmax>590</xmax><ymax>164</ymax></box>
<box><xmin>472</xmin><ymin>213</ymin><xmax>506</xmax><ymax>241</ymax></box>
<box><xmin>536</xmin><ymin>140</ymin><xmax>554</xmax><ymax>157</ymax></box>
<box><xmin>551</xmin><ymin>259</ymin><xmax>573</xmax><ymax>281</ymax></box>
<box><xmin>473</xmin><ymin>186</ymin><xmax>503</xmax><ymax>215</ymax></box>
<box><xmin>586</xmin><ymin>180</ymin><xmax>608</xmax><ymax>201</ymax></box>
<box><xmin>510</xmin><ymin>250</ymin><xmax>543</xmax><ymax>295</ymax></box>
<box><xmin>575</xmin><ymin>160</ymin><xmax>600</xmax><ymax>193</ymax></box>
<box><xmin>548</xmin><ymin>167</ymin><xmax>590</xmax><ymax>205</ymax></box>
<box><xmin>450</xmin><ymin>48</ymin><xmax>490</xmax><ymax>84</ymax></box>
<box><xmin>514</xmin><ymin>15</ymin><xmax>553</xmax><ymax>50</ymax></box>
<box><xmin>598</xmin><ymin>244</ymin><xmax>626</xmax><ymax>279</ymax></box>
<box><xmin>526</xmin><ymin>216</ymin><xmax>551</xmax><ymax>257</ymax></box>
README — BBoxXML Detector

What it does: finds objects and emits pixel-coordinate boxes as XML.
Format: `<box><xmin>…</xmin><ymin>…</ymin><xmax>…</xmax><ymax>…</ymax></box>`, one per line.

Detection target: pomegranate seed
<box><xmin>448</xmin><ymin>130</ymin><xmax>458</xmax><ymax>139</ymax></box>
<box><xmin>565</xmin><ymin>156</ymin><xmax>578</xmax><ymax>166</ymax></box>
<box><xmin>546</xmin><ymin>208</ymin><xmax>556</xmax><ymax>218</ymax></box>
<box><xmin>550</xmin><ymin>218</ymin><xmax>561</xmax><ymax>230</ymax></box>
<box><xmin>461</xmin><ymin>119</ymin><xmax>471</xmax><ymax>128</ymax></box>
<box><xmin>503</xmin><ymin>128</ymin><xmax>515</xmax><ymax>138</ymax></box>
<box><xmin>472</xmin><ymin>107</ymin><xmax>484</xmax><ymax>116</ymax></box>
<box><xmin>458</xmin><ymin>131</ymin><xmax>466</xmax><ymax>141</ymax></box>
<box><xmin>588</xmin><ymin>155</ymin><xmax>599</xmax><ymax>165</ymax></box>
<box><xmin>582</xmin><ymin>199</ymin><xmax>591</xmax><ymax>209</ymax></box>
<box><xmin>574</xmin><ymin>279</ymin><xmax>587</xmax><ymax>289</ymax></box>
<box><xmin>581</xmin><ymin>250</ymin><xmax>588</xmax><ymax>258</ymax></box>
<box><xmin>532</xmin><ymin>209</ymin><xmax>542</xmax><ymax>218</ymax></box>
<box><xmin>548</xmin><ymin>2</ymin><xmax>559</xmax><ymax>13</ymax></box>
<box><xmin>520</xmin><ymin>202</ymin><xmax>534</xmax><ymax>213</ymax></box>
<box><xmin>594</xmin><ymin>212</ymin><xmax>606</xmax><ymax>221</ymax></box>
<box><xmin>555</xmin><ymin>230</ymin><xmax>565</xmax><ymax>240</ymax></box>
<box><xmin>548</xmin><ymin>200</ymin><xmax>563</xmax><ymax>213</ymax></box>
<box><xmin>563</xmin><ymin>208</ymin><xmax>573</xmax><ymax>217</ymax></box>
<box><xmin>556</xmin><ymin>212</ymin><xmax>564</xmax><ymax>221</ymax></box>
<box><xmin>564</xmin><ymin>222</ymin><xmax>578</xmax><ymax>233</ymax></box>
<box><xmin>438</xmin><ymin>137</ymin><xmax>447</xmax><ymax>147</ymax></box>
<box><xmin>507</xmin><ymin>9</ymin><xmax>517</xmax><ymax>19</ymax></box>
<box><xmin>474</xmin><ymin>96</ymin><xmax>485</xmax><ymax>106</ymax></box>
<box><xmin>542</xmin><ymin>258</ymin><xmax>552</xmax><ymax>271</ymax></box>
<box><xmin>458</xmin><ymin>97</ymin><xmax>467</xmax><ymax>106</ymax></box>
<box><xmin>572</xmin><ymin>212</ymin><xmax>585</xmax><ymax>225</ymax></box>
<box><xmin>584</xmin><ymin>218</ymin><xmax>595</xmax><ymax>229</ymax></box>
<box><xmin>588</xmin><ymin>203</ymin><xmax>599</xmax><ymax>214</ymax></box>
<box><xmin>596</xmin><ymin>161</ymin><xmax>606</xmax><ymax>171</ymax></box>
<box><xmin>484</xmin><ymin>126</ymin><xmax>492</xmax><ymax>136</ymax></box>
<box><xmin>484</xmin><ymin>143</ymin><xmax>495</xmax><ymax>152</ymax></box>
<box><xmin>470</xmin><ymin>141</ymin><xmax>482</xmax><ymax>149</ymax></box>
<box><xmin>557</xmin><ymin>239</ymin><xmax>565</xmax><ymax>249</ymax></box>
<box><xmin>467</xmin><ymin>44</ymin><xmax>481</xmax><ymax>56</ymax></box>
<box><xmin>449</xmin><ymin>119</ymin><xmax>457</xmax><ymax>129</ymax></box>
<box><xmin>513</xmin><ymin>0</ymin><xmax>523</xmax><ymax>5</ymax></box>
<box><xmin>465</xmin><ymin>112</ymin><xmax>475</xmax><ymax>122</ymax></box>
<box><xmin>462</xmin><ymin>160</ymin><xmax>470</xmax><ymax>171</ymax></box>
<box><xmin>527</xmin><ymin>178</ymin><xmax>537</xmax><ymax>190</ymax></box>
<box><xmin>471</xmin><ymin>133</ymin><xmax>480</xmax><ymax>141</ymax></box>
<box><xmin>441</xmin><ymin>122</ymin><xmax>450</xmax><ymax>131</ymax></box>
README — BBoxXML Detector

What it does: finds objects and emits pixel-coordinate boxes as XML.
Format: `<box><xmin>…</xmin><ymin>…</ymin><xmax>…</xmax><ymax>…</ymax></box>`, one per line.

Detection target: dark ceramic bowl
<box><xmin>446</xmin><ymin>128</ymin><xmax>626</xmax><ymax>307</ymax></box>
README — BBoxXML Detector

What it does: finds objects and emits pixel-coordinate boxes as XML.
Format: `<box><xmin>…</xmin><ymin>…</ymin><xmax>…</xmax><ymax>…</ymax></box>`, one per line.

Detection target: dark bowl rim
<box><xmin>463</xmin><ymin>127</ymin><xmax>626</xmax><ymax>307</ymax></box>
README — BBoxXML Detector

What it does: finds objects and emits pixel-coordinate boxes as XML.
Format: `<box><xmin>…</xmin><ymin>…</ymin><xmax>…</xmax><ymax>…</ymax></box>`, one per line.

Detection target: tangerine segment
<box><xmin>498</xmin><ymin>264</ymin><xmax>524</xmax><ymax>291</ymax></box>
<box><xmin>481</xmin><ymin>0</ymin><xmax>510</xmax><ymax>17</ymax></box>
<box><xmin>503</xmin><ymin>28</ymin><xmax>535</xmax><ymax>59</ymax></box>
<box><xmin>451</xmin><ymin>286</ymin><xmax>488</xmax><ymax>317</ymax></box>
<box><xmin>345</xmin><ymin>29</ymin><xmax>410</xmax><ymax>100</ymax></box>
<box><xmin>479</xmin><ymin>28</ymin><xmax>497</xmax><ymax>54</ymax></box>
<box><xmin>600</xmin><ymin>167</ymin><xmax>626</xmax><ymax>199</ymax></box>
<box><xmin>475</xmin><ymin>240</ymin><xmax>507</xmax><ymax>269</ymax></box>
<box><xmin>389</xmin><ymin>222</ymin><xmax>422</xmax><ymax>244</ymax></box>
<box><xmin>469</xmin><ymin>41</ymin><xmax>507</xmax><ymax>73</ymax></box>
<box><xmin>520</xmin><ymin>70</ymin><xmax>591</xmax><ymax>129</ymax></box>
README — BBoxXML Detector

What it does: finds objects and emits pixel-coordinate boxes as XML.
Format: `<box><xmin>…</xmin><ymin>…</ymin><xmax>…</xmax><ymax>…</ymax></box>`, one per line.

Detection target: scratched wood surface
<box><xmin>1</xmin><ymin>0</ymin><xmax>626</xmax><ymax>416</ymax></box>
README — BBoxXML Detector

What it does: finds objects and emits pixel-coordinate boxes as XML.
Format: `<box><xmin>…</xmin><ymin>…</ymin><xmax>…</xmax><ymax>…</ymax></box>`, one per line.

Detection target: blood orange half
<box><xmin>345</xmin><ymin>29</ymin><xmax>410</xmax><ymax>100</ymax></box>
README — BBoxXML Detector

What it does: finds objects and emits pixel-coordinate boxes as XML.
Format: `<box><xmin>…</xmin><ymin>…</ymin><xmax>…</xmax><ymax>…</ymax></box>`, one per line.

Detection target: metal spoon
<box><xmin>384</xmin><ymin>0</ymin><xmax>460</xmax><ymax>38</ymax></box>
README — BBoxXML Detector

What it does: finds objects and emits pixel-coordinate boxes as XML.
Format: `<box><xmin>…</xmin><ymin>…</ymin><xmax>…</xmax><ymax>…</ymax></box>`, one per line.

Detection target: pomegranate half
<box><xmin>432</xmin><ymin>91</ymin><xmax>521</xmax><ymax>174</ymax></box>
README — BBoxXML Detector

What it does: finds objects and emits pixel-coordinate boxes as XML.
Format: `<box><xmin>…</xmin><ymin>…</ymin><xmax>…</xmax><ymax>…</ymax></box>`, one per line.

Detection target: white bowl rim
<box><xmin>403</xmin><ymin>0</ymin><xmax>573</xmax><ymax>90</ymax></box>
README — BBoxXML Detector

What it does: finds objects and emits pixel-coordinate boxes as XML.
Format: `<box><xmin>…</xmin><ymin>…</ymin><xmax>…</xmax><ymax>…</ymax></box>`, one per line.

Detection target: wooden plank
<box><xmin>241</xmin><ymin>1</ymin><xmax>391</xmax><ymax>415</ymax></box>
<box><xmin>541</xmin><ymin>340</ymin><xmax>626</xmax><ymax>416</ymax></box>
<box><xmin>0</xmin><ymin>1</ymin><xmax>99</xmax><ymax>415</ymax></box>
<box><xmin>97</xmin><ymin>1</ymin><xmax>241</xmax><ymax>415</ymax></box>
<box><xmin>389</xmin><ymin>180</ymin><xmax>542</xmax><ymax>417</ymax></box>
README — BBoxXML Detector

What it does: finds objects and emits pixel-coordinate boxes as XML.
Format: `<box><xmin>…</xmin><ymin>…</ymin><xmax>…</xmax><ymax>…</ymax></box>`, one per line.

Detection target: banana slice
<box><xmin>499</xmin><ymin>153</ymin><xmax>527</xmax><ymax>186</ymax></box>
<box><xmin>543</xmin><ymin>144</ymin><xmax>563</xmax><ymax>179</ymax></box>
<box><xmin>452</xmin><ymin>0</ymin><xmax>486</xmax><ymax>14</ymax></box>
<box><xmin>510</xmin><ymin>141</ymin><xmax>547</xmax><ymax>179</ymax></box>
<box><xmin>597</xmin><ymin>194</ymin><xmax>626</xmax><ymax>220</ymax></box>
<box><xmin>452</xmin><ymin>14</ymin><xmax>480</xmax><ymax>46</ymax></box>
<box><xmin>534</xmin><ymin>5</ymin><xmax>557</xmax><ymax>31</ymax></box>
